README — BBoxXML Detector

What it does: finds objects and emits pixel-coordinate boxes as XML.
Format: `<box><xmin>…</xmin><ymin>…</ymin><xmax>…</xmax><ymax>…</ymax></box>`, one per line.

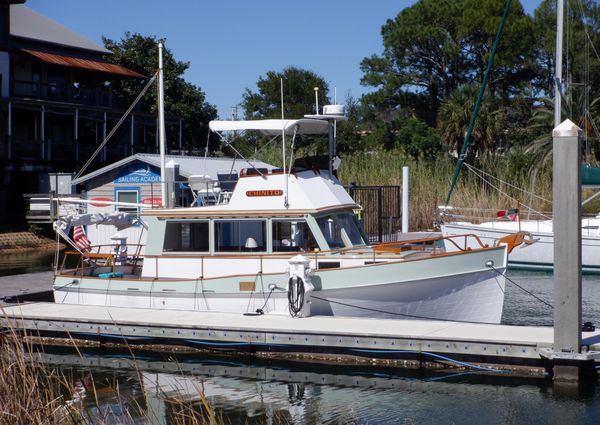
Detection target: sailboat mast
<box><xmin>555</xmin><ymin>0</ymin><xmax>564</xmax><ymax>127</ymax></box>
<box><xmin>158</xmin><ymin>41</ymin><xmax>167</xmax><ymax>207</ymax></box>
<box><xmin>280</xmin><ymin>78</ymin><xmax>289</xmax><ymax>208</ymax></box>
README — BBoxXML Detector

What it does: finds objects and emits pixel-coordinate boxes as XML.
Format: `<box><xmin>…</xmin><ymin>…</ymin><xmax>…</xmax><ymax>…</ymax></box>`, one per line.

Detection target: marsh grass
<box><xmin>0</xmin><ymin>319</ymin><xmax>241</xmax><ymax>425</ymax></box>
<box><xmin>337</xmin><ymin>150</ymin><xmax>561</xmax><ymax>229</ymax></box>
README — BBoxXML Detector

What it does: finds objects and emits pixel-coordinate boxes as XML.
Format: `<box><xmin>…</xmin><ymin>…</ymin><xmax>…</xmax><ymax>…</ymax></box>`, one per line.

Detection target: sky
<box><xmin>26</xmin><ymin>0</ymin><xmax>542</xmax><ymax>119</ymax></box>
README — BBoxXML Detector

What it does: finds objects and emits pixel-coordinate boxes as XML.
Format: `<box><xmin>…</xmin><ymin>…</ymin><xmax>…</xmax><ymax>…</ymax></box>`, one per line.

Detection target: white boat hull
<box><xmin>54</xmin><ymin>246</ymin><xmax>507</xmax><ymax>323</ymax></box>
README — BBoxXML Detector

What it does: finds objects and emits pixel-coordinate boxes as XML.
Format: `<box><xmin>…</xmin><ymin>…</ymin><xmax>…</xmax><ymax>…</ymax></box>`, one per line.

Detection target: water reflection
<box><xmin>0</xmin><ymin>250</ymin><xmax>55</xmax><ymax>276</ymax></box>
<box><xmin>31</xmin><ymin>347</ymin><xmax>600</xmax><ymax>425</ymax></box>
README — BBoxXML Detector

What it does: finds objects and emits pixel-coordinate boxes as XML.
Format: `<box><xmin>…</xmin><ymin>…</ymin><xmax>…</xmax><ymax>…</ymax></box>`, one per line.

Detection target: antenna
<box><xmin>281</xmin><ymin>79</ymin><xmax>289</xmax><ymax>208</ymax></box>
<box><xmin>314</xmin><ymin>87</ymin><xmax>319</xmax><ymax>115</ymax></box>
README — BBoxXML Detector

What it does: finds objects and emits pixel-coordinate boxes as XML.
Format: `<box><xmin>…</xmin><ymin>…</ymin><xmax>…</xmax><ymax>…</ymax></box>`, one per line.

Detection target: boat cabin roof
<box><xmin>141</xmin><ymin>169</ymin><xmax>358</xmax><ymax>218</ymax></box>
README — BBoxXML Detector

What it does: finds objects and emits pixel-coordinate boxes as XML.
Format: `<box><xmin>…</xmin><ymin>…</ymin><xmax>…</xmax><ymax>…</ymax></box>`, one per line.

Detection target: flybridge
<box><xmin>141</xmin><ymin>169</ymin><xmax>359</xmax><ymax>216</ymax></box>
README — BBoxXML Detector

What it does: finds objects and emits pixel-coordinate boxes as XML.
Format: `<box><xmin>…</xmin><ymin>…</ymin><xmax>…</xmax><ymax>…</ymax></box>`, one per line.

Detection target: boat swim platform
<box><xmin>2</xmin><ymin>302</ymin><xmax>600</xmax><ymax>370</ymax></box>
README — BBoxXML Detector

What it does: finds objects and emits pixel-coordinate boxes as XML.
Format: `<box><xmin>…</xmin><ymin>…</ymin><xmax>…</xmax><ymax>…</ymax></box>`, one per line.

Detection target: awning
<box><xmin>209</xmin><ymin>119</ymin><xmax>330</xmax><ymax>136</ymax></box>
<box><xmin>21</xmin><ymin>48</ymin><xmax>145</xmax><ymax>79</ymax></box>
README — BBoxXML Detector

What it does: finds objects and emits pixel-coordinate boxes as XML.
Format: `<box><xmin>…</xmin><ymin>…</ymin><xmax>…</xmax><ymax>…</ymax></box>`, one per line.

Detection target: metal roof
<box><xmin>22</xmin><ymin>48</ymin><xmax>145</xmax><ymax>78</ymax></box>
<box><xmin>72</xmin><ymin>154</ymin><xmax>275</xmax><ymax>186</ymax></box>
<box><xmin>10</xmin><ymin>5</ymin><xmax>112</xmax><ymax>54</ymax></box>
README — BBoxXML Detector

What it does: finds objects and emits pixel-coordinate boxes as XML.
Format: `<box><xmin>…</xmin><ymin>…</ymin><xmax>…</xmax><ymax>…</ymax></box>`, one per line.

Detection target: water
<box><xmin>5</xmin><ymin>253</ymin><xmax>600</xmax><ymax>424</ymax></box>
<box><xmin>502</xmin><ymin>271</ymin><xmax>600</xmax><ymax>326</ymax></box>
<box><xmin>32</xmin><ymin>346</ymin><xmax>600</xmax><ymax>425</ymax></box>
<box><xmin>0</xmin><ymin>250</ymin><xmax>56</xmax><ymax>276</ymax></box>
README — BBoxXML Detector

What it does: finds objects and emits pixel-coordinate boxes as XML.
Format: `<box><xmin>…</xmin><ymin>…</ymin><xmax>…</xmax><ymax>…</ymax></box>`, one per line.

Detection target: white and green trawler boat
<box><xmin>53</xmin><ymin>117</ymin><xmax>519</xmax><ymax>323</ymax></box>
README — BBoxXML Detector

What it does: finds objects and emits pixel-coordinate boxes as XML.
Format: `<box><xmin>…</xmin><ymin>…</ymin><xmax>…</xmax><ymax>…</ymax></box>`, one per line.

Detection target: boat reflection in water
<box><xmin>33</xmin><ymin>347</ymin><xmax>599</xmax><ymax>425</ymax></box>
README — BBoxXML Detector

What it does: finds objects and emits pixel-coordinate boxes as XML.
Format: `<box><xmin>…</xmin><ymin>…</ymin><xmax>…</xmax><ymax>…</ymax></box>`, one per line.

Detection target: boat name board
<box><xmin>245</xmin><ymin>190</ymin><xmax>283</xmax><ymax>197</ymax></box>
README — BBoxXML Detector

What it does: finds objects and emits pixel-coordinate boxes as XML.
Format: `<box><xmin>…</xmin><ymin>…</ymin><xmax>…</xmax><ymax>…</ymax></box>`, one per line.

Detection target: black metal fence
<box><xmin>348</xmin><ymin>185</ymin><xmax>402</xmax><ymax>243</ymax></box>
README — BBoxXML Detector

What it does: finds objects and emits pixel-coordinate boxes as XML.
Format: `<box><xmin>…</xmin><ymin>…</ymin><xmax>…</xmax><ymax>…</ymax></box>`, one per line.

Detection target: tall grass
<box><xmin>0</xmin><ymin>320</ymin><xmax>232</xmax><ymax>424</ymax></box>
<box><xmin>259</xmin><ymin>142</ymin><xmax>600</xmax><ymax>230</ymax></box>
<box><xmin>338</xmin><ymin>149</ymin><xmax>556</xmax><ymax>230</ymax></box>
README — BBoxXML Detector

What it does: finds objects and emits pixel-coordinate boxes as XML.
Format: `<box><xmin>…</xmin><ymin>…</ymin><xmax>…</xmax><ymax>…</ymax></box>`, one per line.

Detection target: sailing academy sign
<box><xmin>114</xmin><ymin>163</ymin><xmax>161</xmax><ymax>184</ymax></box>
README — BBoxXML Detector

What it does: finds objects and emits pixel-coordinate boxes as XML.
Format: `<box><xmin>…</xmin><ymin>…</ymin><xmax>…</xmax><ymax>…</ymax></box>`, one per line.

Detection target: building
<box><xmin>0</xmin><ymin>1</ymin><xmax>182</xmax><ymax>224</ymax></box>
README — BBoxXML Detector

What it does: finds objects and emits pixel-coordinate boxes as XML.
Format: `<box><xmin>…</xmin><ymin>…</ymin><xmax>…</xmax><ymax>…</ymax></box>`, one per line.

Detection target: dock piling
<box><xmin>549</xmin><ymin>119</ymin><xmax>597</xmax><ymax>381</ymax></box>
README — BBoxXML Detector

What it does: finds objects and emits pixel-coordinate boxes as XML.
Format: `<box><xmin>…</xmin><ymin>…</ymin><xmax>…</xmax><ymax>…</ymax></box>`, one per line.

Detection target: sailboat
<box><xmin>441</xmin><ymin>0</ymin><xmax>600</xmax><ymax>273</ymax></box>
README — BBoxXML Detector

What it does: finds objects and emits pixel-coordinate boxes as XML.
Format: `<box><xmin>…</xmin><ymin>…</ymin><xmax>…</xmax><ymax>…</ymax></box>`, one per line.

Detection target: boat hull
<box><xmin>54</xmin><ymin>246</ymin><xmax>507</xmax><ymax>323</ymax></box>
<box><xmin>441</xmin><ymin>222</ymin><xmax>600</xmax><ymax>274</ymax></box>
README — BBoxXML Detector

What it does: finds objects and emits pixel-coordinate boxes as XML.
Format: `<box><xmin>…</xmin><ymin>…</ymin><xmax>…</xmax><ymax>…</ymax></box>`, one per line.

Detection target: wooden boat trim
<box><xmin>142</xmin><ymin>203</ymin><xmax>359</xmax><ymax>218</ymax></box>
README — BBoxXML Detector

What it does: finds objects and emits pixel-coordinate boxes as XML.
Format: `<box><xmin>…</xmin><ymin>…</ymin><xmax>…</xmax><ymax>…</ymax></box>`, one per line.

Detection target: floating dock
<box><xmin>3</xmin><ymin>302</ymin><xmax>600</xmax><ymax>371</ymax></box>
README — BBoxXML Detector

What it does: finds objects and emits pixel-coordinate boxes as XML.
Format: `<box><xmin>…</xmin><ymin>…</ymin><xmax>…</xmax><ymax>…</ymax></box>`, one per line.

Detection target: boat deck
<box><xmin>3</xmin><ymin>302</ymin><xmax>600</xmax><ymax>368</ymax></box>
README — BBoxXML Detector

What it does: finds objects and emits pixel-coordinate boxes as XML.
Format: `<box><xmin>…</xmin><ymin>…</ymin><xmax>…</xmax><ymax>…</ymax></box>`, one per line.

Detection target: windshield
<box><xmin>316</xmin><ymin>213</ymin><xmax>366</xmax><ymax>248</ymax></box>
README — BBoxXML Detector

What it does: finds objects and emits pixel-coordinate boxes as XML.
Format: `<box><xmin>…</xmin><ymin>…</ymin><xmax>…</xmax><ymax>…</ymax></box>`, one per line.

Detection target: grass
<box><xmin>0</xmin><ymin>319</ymin><xmax>242</xmax><ymax>425</ymax></box>
<box><xmin>337</xmin><ymin>150</ymin><xmax>559</xmax><ymax>230</ymax></box>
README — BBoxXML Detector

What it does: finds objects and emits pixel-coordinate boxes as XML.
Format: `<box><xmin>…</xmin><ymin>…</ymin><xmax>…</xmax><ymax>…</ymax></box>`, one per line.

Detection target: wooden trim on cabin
<box><xmin>140</xmin><ymin>204</ymin><xmax>359</xmax><ymax>218</ymax></box>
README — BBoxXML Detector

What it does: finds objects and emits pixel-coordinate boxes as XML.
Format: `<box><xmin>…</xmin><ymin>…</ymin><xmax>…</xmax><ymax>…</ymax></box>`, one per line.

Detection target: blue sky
<box><xmin>26</xmin><ymin>0</ymin><xmax>542</xmax><ymax>119</ymax></box>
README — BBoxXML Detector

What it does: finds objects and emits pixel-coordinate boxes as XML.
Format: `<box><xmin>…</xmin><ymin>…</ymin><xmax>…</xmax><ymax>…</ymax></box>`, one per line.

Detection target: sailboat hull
<box><xmin>442</xmin><ymin>222</ymin><xmax>600</xmax><ymax>274</ymax></box>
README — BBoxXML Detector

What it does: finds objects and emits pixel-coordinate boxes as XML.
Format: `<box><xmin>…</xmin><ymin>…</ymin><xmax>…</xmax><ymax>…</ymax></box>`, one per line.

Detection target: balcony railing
<box><xmin>12</xmin><ymin>80</ymin><xmax>116</xmax><ymax>108</ymax></box>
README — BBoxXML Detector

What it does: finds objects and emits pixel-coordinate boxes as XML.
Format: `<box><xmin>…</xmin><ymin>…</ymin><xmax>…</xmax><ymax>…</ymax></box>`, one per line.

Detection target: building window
<box><xmin>115</xmin><ymin>189</ymin><xmax>139</xmax><ymax>214</ymax></box>
<box><xmin>215</xmin><ymin>220</ymin><xmax>265</xmax><ymax>252</ymax></box>
<box><xmin>272</xmin><ymin>220</ymin><xmax>317</xmax><ymax>252</ymax></box>
<box><xmin>163</xmin><ymin>221</ymin><xmax>209</xmax><ymax>252</ymax></box>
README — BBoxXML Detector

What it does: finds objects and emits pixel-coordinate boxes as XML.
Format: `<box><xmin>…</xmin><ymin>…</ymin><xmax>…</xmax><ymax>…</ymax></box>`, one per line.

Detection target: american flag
<box><xmin>73</xmin><ymin>226</ymin><xmax>92</xmax><ymax>252</ymax></box>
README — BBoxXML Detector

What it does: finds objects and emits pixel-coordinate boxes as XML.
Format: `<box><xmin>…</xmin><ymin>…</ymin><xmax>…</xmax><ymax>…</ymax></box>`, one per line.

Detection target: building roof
<box><xmin>72</xmin><ymin>154</ymin><xmax>275</xmax><ymax>185</ymax></box>
<box><xmin>10</xmin><ymin>4</ymin><xmax>111</xmax><ymax>54</ymax></box>
<box><xmin>22</xmin><ymin>48</ymin><xmax>145</xmax><ymax>78</ymax></box>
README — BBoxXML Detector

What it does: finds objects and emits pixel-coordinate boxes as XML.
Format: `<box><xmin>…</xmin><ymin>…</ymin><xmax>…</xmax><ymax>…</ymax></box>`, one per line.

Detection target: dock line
<box><xmin>349</xmin><ymin>348</ymin><xmax>511</xmax><ymax>373</ymax></box>
<box><xmin>487</xmin><ymin>264</ymin><xmax>553</xmax><ymax>309</ymax></box>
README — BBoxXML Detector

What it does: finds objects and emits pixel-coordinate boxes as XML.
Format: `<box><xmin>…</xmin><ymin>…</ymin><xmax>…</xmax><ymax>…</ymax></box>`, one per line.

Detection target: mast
<box><xmin>555</xmin><ymin>0</ymin><xmax>564</xmax><ymax>127</ymax></box>
<box><xmin>281</xmin><ymin>79</ymin><xmax>289</xmax><ymax>208</ymax></box>
<box><xmin>443</xmin><ymin>0</ymin><xmax>512</xmax><ymax>206</ymax></box>
<box><xmin>158</xmin><ymin>41</ymin><xmax>167</xmax><ymax>207</ymax></box>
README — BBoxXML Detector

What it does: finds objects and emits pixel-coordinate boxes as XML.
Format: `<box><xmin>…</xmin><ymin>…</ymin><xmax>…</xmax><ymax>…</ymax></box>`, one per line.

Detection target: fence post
<box><xmin>377</xmin><ymin>187</ymin><xmax>383</xmax><ymax>242</ymax></box>
<box><xmin>402</xmin><ymin>166</ymin><xmax>409</xmax><ymax>233</ymax></box>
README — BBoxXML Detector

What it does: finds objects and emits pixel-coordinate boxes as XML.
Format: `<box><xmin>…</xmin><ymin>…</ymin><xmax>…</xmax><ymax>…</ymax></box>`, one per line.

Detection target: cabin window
<box><xmin>272</xmin><ymin>220</ymin><xmax>317</xmax><ymax>252</ymax></box>
<box><xmin>163</xmin><ymin>221</ymin><xmax>209</xmax><ymax>252</ymax></box>
<box><xmin>115</xmin><ymin>188</ymin><xmax>139</xmax><ymax>214</ymax></box>
<box><xmin>316</xmin><ymin>213</ymin><xmax>366</xmax><ymax>248</ymax></box>
<box><xmin>215</xmin><ymin>220</ymin><xmax>266</xmax><ymax>252</ymax></box>
<box><xmin>336</xmin><ymin>213</ymin><xmax>366</xmax><ymax>245</ymax></box>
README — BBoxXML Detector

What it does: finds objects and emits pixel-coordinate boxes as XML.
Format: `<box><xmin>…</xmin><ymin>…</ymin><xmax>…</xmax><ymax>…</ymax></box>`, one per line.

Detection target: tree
<box><xmin>532</xmin><ymin>0</ymin><xmax>600</xmax><ymax>99</ymax></box>
<box><xmin>395</xmin><ymin>118</ymin><xmax>442</xmax><ymax>160</ymax></box>
<box><xmin>103</xmin><ymin>33</ymin><xmax>218</xmax><ymax>153</ymax></box>
<box><xmin>437</xmin><ymin>84</ymin><xmax>506</xmax><ymax>158</ymax></box>
<box><xmin>360</xmin><ymin>0</ymin><xmax>463</xmax><ymax>125</ymax></box>
<box><xmin>360</xmin><ymin>0</ymin><xmax>535</xmax><ymax>127</ymax></box>
<box><xmin>242</xmin><ymin>67</ymin><xmax>329</xmax><ymax>119</ymax></box>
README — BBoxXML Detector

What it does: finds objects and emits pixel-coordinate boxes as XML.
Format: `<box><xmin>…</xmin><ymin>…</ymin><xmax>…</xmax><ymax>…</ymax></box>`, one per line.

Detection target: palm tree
<box><xmin>437</xmin><ymin>84</ymin><xmax>506</xmax><ymax>159</ymax></box>
<box><xmin>526</xmin><ymin>92</ymin><xmax>600</xmax><ymax>169</ymax></box>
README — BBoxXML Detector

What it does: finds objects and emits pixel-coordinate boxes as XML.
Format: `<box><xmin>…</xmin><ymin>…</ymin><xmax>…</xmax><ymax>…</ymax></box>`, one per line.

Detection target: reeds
<box><xmin>337</xmin><ymin>149</ymin><xmax>557</xmax><ymax>229</ymax></box>
<box><xmin>0</xmin><ymin>319</ymin><xmax>232</xmax><ymax>424</ymax></box>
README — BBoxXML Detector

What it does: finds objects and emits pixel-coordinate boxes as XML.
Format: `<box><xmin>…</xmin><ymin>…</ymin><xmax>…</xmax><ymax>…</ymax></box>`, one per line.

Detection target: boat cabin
<box><xmin>141</xmin><ymin>167</ymin><xmax>368</xmax><ymax>258</ymax></box>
